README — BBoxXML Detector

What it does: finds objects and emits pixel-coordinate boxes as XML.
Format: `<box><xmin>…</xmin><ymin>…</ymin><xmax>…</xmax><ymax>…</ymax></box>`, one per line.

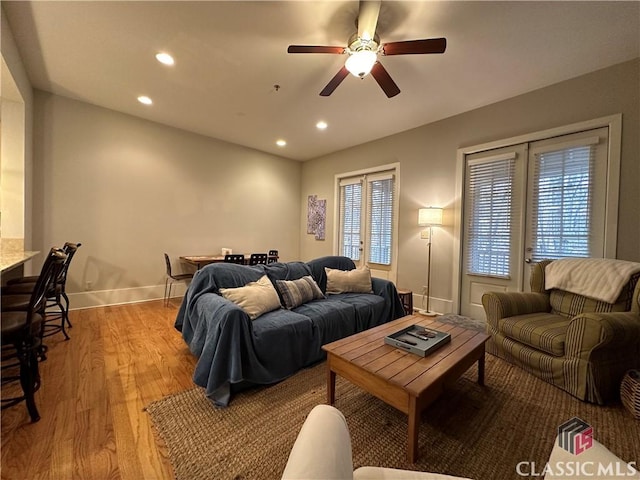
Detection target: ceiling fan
<box><xmin>287</xmin><ymin>0</ymin><xmax>446</xmax><ymax>98</ymax></box>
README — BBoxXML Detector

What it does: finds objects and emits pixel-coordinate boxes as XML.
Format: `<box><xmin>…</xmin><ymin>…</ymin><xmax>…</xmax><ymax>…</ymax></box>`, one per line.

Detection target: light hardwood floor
<box><xmin>1</xmin><ymin>299</ymin><xmax>196</xmax><ymax>479</ymax></box>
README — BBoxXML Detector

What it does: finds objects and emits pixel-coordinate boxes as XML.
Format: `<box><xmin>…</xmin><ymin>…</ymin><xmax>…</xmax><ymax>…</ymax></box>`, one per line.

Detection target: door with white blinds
<box><xmin>525</xmin><ymin>128</ymin><xmax>608</xmax><ymax>268</ymax></box>
<box><xmin>460</xmin><ymin>144</ymin><xmax>527</xmax><ymax>320</ymax></box>
<box><xmin>337</xmin><ymin>170</ymin><xmax>397</xmax><ymax>282</ymax></box>
<box><xmin>338</xmin><ymin>178</ymin><xmax>363</xmax><ymax>261</ymax></box>
<box><xmin>460</xmin><ymin>127</ymin><xmax>610</xmax><ymax>318</ymax></box>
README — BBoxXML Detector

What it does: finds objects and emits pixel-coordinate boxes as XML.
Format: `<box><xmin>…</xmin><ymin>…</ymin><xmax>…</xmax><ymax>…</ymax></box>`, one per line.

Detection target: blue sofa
<box><xmin>175</xmin><ymin>256</ymin><xmax>405</xmax><ymax>406</ymax></box>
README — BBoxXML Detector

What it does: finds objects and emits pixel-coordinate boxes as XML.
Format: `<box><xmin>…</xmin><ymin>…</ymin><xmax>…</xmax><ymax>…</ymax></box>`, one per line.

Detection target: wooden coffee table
<box><xmin>322</xmin><ymin>314</ymin><xmax>489</xmax><ymax>463</ymax></box>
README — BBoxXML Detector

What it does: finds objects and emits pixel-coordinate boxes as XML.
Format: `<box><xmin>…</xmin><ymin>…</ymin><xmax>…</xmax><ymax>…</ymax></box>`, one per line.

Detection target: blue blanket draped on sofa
<box><xmin>175</xmin><ymin>256</ymin><xmax>405</xmax><ymax>406</ymax></box>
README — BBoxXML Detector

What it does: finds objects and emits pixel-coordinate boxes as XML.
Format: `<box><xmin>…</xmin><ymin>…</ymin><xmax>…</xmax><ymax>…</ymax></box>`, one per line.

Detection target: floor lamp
<box><xmin>417</xmin><ymin>207</ymin><xmax>443</xmax><ymax>316</ymax></box>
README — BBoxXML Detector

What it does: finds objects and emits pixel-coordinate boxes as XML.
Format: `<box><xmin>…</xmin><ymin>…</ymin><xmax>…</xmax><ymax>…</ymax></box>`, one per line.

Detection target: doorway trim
<box><xmin>451</xmin><ymin>114</ymin><xmax>622</xmax><ymax>314</ymax></box>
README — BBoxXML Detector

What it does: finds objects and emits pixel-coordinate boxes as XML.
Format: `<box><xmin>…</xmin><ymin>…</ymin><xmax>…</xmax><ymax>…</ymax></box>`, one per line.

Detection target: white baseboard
<box><xmin>67</xmin><ymin>283</ymin><xmax>189</xmax><ymax>310</ymax></box>
<box><xmin>411</xmin><ymin>293</ymin><xmax>454</xmax><ymax>315</ymax></box>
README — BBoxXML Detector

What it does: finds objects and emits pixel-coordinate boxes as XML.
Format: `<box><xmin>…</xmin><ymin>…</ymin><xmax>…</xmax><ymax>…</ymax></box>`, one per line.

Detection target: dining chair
<box><xmin>164</xmin><ymin>253</ymin><xmax>194</xmax><ymax>307</ymax></box>
<box><xmin>1</xmin><ymin>248</ymin><xmax>66</xmax><ymax>422</ymax></box>
<box><xmin>249</xmin><ymin>253</ymin><xmax>268</xmax><ymax>265</ymax></box>
<box><xmin>224</xmin><ymin>254</ymin><xmax>246</xmax><ymax>264</ymax></box>
<box><xmin>268</xmin><ymin>250</ymin><xmax>279</xmax><ymax>263</ymax></box>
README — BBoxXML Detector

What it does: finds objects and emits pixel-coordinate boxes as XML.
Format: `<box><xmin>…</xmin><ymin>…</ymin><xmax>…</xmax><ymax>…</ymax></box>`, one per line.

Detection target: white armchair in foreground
<box><xmin>281</xmin><ymin>404</ymin><xmax>471</xmax><ymax>480</ymax></box>
<box><xmin>282</xmin><ymin>404</ymin><xmax>639</xmax><ymax>480</ymax></box>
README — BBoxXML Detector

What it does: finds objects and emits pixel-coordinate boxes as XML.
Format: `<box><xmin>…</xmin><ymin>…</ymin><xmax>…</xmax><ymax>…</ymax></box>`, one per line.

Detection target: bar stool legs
<box><xmin>19</xmin><ymin>344</ymin><xmax>41</xmax><ymax>422</ymax></box>
<box><xmin>2</xmin><ymin>342</ymin><xmax>42</xmax><ymax>423</ymax></box>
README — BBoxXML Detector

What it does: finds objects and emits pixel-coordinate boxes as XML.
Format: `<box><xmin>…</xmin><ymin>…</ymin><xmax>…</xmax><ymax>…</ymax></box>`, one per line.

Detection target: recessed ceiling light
<box><xmin>155</xmin><ymin>52</ymin><xmax>175</xmax><ymax>66</ymax></box>
<box><xmin>276</xmin><ymin>139</ymin><xmax>287</xmax><ymax>147</ymax></box>
<box><xmin>137</xmin><ymin>95</ymin><xmax>153</xmax><ymax>105</ymax></box>
<box><xmin>316</xmin><ymin>121</ymin><xmax>328</xmax><ymax>130</ymax></box>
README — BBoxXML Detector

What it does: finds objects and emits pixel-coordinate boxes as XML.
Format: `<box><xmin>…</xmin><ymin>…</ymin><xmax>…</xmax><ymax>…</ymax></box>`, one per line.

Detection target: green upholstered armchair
<box><xmin>482</xmin><ymin>259</ymin><xmax>640</xmax><ymax>404</ymax></box>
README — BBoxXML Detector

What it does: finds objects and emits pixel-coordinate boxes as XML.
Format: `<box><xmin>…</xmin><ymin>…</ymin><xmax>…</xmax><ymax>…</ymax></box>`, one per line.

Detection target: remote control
<box><xmin>406</xmin><ymin>330</ymin><xmax>430</xmax><ymax>341</ymax></box>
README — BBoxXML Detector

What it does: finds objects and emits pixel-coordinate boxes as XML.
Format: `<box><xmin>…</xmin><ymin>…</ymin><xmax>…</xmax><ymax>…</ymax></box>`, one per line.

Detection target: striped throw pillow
<box><xmin>275</xmin><ymin>276</ymin><xmax>325</xmax><ymax>310</ymax></box>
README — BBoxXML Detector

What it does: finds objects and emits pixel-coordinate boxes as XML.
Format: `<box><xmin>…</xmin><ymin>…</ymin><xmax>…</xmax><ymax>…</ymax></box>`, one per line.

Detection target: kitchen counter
<box><xmin>0</xmin><ymin>238</ymin><xmax>39</xmax><ymax>273</ymax></box>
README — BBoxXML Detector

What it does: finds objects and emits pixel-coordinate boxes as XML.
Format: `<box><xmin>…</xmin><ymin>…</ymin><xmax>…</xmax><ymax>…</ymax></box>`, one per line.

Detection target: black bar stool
<box><xmin>1</xmin><ymin>248</ymin><xmax>66</xmax><ymax>422</ymax></box>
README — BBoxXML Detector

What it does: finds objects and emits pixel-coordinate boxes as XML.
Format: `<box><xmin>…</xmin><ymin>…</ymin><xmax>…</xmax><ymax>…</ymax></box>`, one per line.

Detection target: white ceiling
<box><xmin>3</xmin><ymin>1</ymin><xmax>639</xmax><ymax>161</ymax></box>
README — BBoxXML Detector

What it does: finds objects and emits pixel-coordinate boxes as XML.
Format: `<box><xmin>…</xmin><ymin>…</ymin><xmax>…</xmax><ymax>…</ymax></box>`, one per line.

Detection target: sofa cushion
<box><xmin>326</xmin><ymin>266</ymin><xmax>373</xmax><ymax>294</ymax></box>
<box><xmin>275</xmin><ymin>276</ymin><xmax>325</xmax><ymax>310</ymax></box>
<box><xmin>199</xmin><ymin>262</ymin><xmax>265</xmax><ymax>291</ymax></box>
<box><xmin>293</xmin><ymin>300</ymin><xmax>357</xmax><ymax>345</ymax></box>
<box><xmin>251</xmin><ymin>308</ymin><xmax>321</xmax><ymax>367</ymax></box>
<box><xmin>326</xmin><ymin>293</ymin><xmax>387</xmax><ymax>332</ymax></box>
<box><xmin>219</xmin><ymin>275</ymin><xmax>281</xmax><ymax>320</ymax></box>
<box><xmin>500</xmin><ymin>313</ymin><xmax>570</xmax><ymax>357</ymax></box>
<box><xmin>265</xmin><ymin>261</ymin><xmax>313</xmax><ymax>282</ymax></box>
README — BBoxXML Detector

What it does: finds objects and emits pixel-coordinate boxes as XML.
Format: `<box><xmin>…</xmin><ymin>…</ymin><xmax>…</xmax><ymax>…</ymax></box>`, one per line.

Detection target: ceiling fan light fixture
<box><xmin>137</xmin><ymin>95</ymin><xmax>153</xmax><ymax>105</ymax></box>
<box><xmin>345</xmin><ymin>50</ymin><xmax>377</xmax><ymax>78</ymax></box>
<box><xmin>155</xmin><ymin>52</ymin><xmax>175</xmax><ymax>66</ymax></box>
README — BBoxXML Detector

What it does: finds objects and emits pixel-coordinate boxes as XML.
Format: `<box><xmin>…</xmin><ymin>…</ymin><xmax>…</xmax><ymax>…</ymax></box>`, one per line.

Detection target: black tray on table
<box><xmin>384</xmin><ymin>324</ymin><xmax>451</xmax><ymax>357</ymax></box>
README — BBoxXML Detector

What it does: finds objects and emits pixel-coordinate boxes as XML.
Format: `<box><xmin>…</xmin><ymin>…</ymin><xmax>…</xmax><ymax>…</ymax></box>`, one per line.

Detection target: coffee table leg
<box><xmin>407</xmin><ymin>396</ymin><xmax>419</xmax><ymax>463</ymax></box>
<box><xmin>478</xmin><ymin>351</ymin><xmax>485</xmax><ymax>386</ymax></box>
<box><xmin>327</xmin><ymin>369</ymin><xmax>336</xmax><ymax>405</ymax></box>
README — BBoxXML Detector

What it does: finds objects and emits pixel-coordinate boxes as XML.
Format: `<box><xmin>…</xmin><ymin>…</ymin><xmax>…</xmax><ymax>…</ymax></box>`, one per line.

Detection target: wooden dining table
<box><xmin>180</xmin><ymin>254</ymin><xmax>278</xmax><ymax>269</ymax></box>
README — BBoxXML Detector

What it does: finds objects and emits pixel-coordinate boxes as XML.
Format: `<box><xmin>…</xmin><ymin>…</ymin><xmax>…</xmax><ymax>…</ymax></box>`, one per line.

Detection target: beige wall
<box><xmin>0</xmin><ymin>98</ymin><xmax>25</xmax><ymax>239</ymax></box>
<box><xmin>300</xmin><ymin>59</ymin><xmax>640</xmax><ymax>313</ymax></box>
<box><xmin>1</xmin><ymin>7</ymin><xmax>34</xmax><ymax>260</ymax></box>
<box><xmin>32</xmin><ymin>92</ymin><xmax>301</xmax><ymax>307</ymax></box>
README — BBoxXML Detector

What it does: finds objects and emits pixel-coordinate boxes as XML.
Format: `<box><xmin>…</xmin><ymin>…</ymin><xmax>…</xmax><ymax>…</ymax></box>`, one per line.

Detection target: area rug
<box><xmin>146</xmin><ymin>356</ymin><xmax>640</xmax><ymax>480</ymax></box>
<box><xmin>433</xmin><ymin>313</ymin><xmax>485</xmax><ymax>332</ymax></box>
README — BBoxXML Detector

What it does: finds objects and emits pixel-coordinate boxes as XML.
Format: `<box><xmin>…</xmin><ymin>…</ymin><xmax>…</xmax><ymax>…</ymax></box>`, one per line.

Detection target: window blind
<box><xmin>367</xmin><ymin>174</ymin><xmax>394</xmax><ymax>265</ymax></box>
<box><xmin>530</xmin><ymin>144</ymin><xmax>595</xmax><ymax>262</ymax></box>
<box><xmin>339</xmin><ymin>180</ymin><xmax>362</xmax><ymax>260</ymax></box>
<box><xmin>466</xmin><ymin>154</ymin><xmax>515</xmax><ymax>278</ymax></box>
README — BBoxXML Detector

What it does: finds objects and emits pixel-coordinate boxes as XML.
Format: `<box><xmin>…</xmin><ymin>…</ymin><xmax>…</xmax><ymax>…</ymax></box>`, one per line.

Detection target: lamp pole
<box><xmin>425</xmin><ymin>225</ymin><xmax>433</xmax><ymax>314</ymax></box>
<box><xmin>418</xmin><ymin>206</ymin><xmax>442</xmax><ymax>316</ymax></box>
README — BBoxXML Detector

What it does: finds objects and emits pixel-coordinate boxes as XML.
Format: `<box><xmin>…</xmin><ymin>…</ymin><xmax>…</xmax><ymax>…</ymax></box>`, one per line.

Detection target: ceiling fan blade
<box><xmin>382</xmin><ymin>38</ymin><xmax>447</xmax><ymax>55</ymax></box>
<box><xmin>287</xmin><ymin>45</ymin><xmax>346</xmax><ymax>54</ymax></box>
<box><xmin>357</xmin><ymin>0</ymin><xmax>381</xmax><ymax>41</ymax></box>
<box><xmin>370</xmin><ymin>62</ymin><xmax>400</xmax><ymax>98</ymax></box>
<box><xmin>320</xmin><ymin>67</ymin><xmax>349</xmax><ymax>97</ymax></box>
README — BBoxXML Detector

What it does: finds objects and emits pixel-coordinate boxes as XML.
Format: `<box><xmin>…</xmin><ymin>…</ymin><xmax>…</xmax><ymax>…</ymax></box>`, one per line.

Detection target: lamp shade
<box><xmin>418</xmin><ymin>207</ymin><xmax>443</xmax><ymax>226</ymax></box>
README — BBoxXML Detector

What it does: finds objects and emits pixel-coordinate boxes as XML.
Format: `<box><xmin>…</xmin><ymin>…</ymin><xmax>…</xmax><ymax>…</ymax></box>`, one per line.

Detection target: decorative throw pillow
<box><xmin>275</xmin><ymin>275</ymin><xmax>325</xmax><ymax>310</ymax></box>
<box><xmin>325</xmin><ymin>266</ymin><xmax>373</xmax><ymax>294</ymax></box>
<box><xmin>219</xmin><ymin>275</ymin><xmax>281</xmax><ymax>320</ymax></box>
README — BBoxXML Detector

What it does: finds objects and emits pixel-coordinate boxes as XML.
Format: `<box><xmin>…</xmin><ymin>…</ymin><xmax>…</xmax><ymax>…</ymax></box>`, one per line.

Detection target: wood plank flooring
<box><xmin>1</xmin><ymin>299</ymin><xmax>196</xmax><ymax>480</ymax></box>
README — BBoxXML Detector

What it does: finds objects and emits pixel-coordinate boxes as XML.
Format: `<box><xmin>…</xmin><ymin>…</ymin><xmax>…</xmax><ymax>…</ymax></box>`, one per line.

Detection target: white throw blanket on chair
<box><xmin>545</xmin><ymin>258</ymin><xmax>640</xmax><ymax>303</ymax></box>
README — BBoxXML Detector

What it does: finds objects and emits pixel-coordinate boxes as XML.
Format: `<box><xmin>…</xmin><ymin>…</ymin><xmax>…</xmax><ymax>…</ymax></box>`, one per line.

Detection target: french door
<box><xmin>337</xmin><ymin>168</ymin><xmax>398</xmax><ymax>282</ymax></box>
<box><xmin>460</xmin><ymin>127</ymin><xmax>611</xmax><ymax>319</ymax></box>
